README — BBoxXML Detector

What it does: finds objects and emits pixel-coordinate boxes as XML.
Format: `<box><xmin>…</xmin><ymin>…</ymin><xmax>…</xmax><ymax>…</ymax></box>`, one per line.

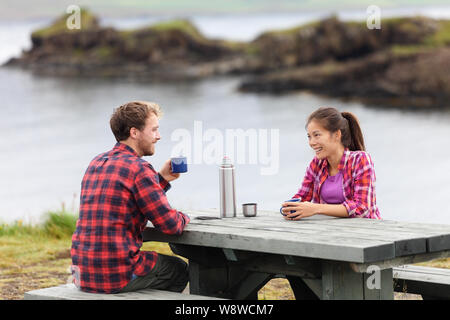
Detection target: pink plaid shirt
<box><xmin>293</xmin><ymin>149</ymin><xmax>381</xmax><ymax>219</ymax></box>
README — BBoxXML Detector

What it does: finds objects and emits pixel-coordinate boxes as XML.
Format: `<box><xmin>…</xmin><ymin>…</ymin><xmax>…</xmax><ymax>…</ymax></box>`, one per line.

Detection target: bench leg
<box><xmin>394</xmin><ymin>279</ymin><xmax>450</xmax><ymax>300</ymax></box>
<box><xmin>322</xmin><ymin>262</ymin><xmax>393</xmax><ymax>300</ymax></box>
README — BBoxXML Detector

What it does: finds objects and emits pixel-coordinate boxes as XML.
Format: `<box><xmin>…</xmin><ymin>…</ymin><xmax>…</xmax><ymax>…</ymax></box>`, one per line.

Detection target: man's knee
<box><xmin>157</xmin><ymin>254</ymin><xmax>188</xmax><ymax>289</ymax></box>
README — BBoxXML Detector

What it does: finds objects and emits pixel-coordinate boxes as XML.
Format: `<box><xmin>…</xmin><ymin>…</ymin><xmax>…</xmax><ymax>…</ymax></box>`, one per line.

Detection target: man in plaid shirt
<box><xmin>71</xmin><ymin>101</ymin><xmax>190</xmax><ymax>294</ymax></box>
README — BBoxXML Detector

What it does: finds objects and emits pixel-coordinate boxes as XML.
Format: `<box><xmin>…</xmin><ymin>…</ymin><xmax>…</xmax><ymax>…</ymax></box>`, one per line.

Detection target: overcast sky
<box><xmin>1</xmin><ymin>0</ymin><xmax>450</xmax><ymax>20</ymax></box>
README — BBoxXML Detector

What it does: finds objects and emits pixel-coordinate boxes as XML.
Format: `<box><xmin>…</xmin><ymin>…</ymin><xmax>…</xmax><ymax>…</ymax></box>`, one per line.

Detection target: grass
<box><xmin>0</xmin><ymin>210</ymin><xmax>77</xmax><ymax>239</ymax></box>
<box><xmin>31</xmin><ymin>7</ymin><xmax>98</xmax><ymax>39</ymax></box>
<box><xmin>1</xmin><ymin>210</ymin><xmax>448</xmax><ymax>300</ymax></box>
<box><xmin>0</xmin><ymin>209</ymin><xmax>76</xmax><ymax>299</ymax></box>
<box><xmin>149</xmin><ymin>19</ymin><xmax>206</xmax><ymax>40</ymax></box>
<box><xmin>390</xmin><ymin>44</ymin><xmax>435</xmax><ymax>56</ymax></box>
<box><xmin>390</xmin><ymin>19</ymin><xmax>450</xmax><ymax>56</ymax></box>
<box><xmin>257</xmin><ymin>20</ymin><xmax>320</xmax><ymax>38</ymax></box>
<box><xmin>423</xmin><ymin>19</ymin><xmax>450</xmax><ymax>47</ymax></box>
<box><xmin>0</xmin><ymin>209</ymin><xmax>294</xmax><ymax>300</ymax></box>
<box><xmin>119</xmin><ymin>19</ymin><xmax>206</xmax><ymax>40</ymax></box>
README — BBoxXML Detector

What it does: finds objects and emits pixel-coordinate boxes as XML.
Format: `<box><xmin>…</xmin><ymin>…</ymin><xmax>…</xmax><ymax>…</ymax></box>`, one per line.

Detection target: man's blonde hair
<box><xmin>110</xmin><ymin>101</ymin><xmax>163</xmax><ymax>142</ymax></box>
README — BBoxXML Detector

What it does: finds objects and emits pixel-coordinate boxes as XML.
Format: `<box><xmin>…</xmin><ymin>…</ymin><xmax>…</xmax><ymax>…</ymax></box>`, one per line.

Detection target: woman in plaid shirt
<box><xmin>281</xmin><ymin>107</ymin><xmax>381</xmax><ymax>220</ymax></box>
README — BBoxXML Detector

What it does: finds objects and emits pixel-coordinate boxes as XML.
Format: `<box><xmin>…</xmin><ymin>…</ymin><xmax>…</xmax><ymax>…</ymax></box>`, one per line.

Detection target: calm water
<box><xmin>1</xmin><ymin>10</ymin><xmax>450</xmax><ymax>224</ymax></box>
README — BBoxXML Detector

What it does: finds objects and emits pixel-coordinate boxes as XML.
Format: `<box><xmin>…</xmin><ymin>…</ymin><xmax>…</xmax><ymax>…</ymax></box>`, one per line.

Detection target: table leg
<box><xmin>170</xmin><ymin>243</ymin><xmax>271</xmax><ymax>299</ymax></box>
<box><xmin>230</xmin><ymin>269</ymin><xmax>272</xmax><ymax>300</ymax></box>
<box><xmin>189</xmin><ymin>260</ymin><xmax>230</xmax><ymax>298</ymax></box>
<box><xmin>188</xmin><ymin>261</ymin><xmax>272</xmax><ymax>299</ymax></box>
<box><xmin>286</xmin><ymin>276</ymin><xmax>321</xmax><ymax>300</ymax></box>
<box><xmin>322</xmin><ymin>261</ymin><xmax>393</xmax><ymax>300</ymax></box>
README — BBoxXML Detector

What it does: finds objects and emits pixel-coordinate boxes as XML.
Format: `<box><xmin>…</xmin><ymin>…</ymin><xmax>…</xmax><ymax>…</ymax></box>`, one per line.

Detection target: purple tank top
<box><xmin>320</xmin><ymin>171</ymin><xmax>346</xmax><ymax>204</ymax></box>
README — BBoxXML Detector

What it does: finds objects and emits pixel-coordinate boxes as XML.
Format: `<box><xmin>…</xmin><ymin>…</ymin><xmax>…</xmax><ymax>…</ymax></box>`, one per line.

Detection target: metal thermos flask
<box><xmin>219</xmin><ymin>156</ymin><xmax>236</xmax><ymax>218</ymax></box>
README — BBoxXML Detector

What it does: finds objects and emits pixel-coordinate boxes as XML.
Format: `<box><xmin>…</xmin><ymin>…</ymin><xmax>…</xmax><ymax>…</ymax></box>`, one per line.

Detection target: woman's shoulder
<box><xmin>345</xmin><ymin>150</ymin><xmax>374</xmax><ymax>168</ymax></box>
<box><xmin>346</xmin><ymin>149</ymin><xmax>372</xmax><ymax>158</ymax></box>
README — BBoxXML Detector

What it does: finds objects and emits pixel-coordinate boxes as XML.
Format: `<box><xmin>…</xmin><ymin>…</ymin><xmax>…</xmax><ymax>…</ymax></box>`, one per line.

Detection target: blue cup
<box><xmin>171</xmin><ymin>157</ymin><xmax>188</xmax><ymax>173</ymax></box>
<box><xmin>280</xmin><ymin>198</ymin><xmax>300</xmax><ymax>216</ymax></box>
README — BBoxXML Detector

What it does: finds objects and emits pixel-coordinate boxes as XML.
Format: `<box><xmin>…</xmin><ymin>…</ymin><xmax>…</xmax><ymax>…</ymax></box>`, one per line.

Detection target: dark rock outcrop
<box><xmin>240</xmin><ymin>16</ymin><xmax>450</xmax><ymax>108</ymax></box>
<box><xmin>249</xmin><ymin>16</ymin><xmax>439</xmax><ymax>71</ymax></box>
<box><xmin>6</xmin><ymin>10</ymin><xmax>450</xmax><ymax>108</ymax></box>
<box><xmin>239</xmin><ymin>48</ymin><xmax>450</xmax><ymax>108</ymax></box>
<box><xmin>6</xmin><ymin>11</ymin><xmax>243</xmax><ymax>79</ymax></box>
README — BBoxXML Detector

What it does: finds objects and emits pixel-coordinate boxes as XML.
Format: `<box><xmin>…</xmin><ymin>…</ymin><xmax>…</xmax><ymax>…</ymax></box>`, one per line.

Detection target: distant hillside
<box><xmin>5</xmin><ymin>8</ymin><xmax>450</xmax><ymax>109</ymax></box>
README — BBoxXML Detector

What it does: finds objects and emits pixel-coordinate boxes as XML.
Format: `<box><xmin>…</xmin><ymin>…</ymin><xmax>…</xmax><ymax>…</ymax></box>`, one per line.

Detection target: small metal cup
<box><xmin>242</xmin><ymin>203</ymin><xmax>257</xmax><ymax>217</ymax></box>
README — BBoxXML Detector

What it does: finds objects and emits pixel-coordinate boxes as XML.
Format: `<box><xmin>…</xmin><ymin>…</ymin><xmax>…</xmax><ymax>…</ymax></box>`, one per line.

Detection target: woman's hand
<box><xmin>282</xmin><ymin>201</ymin><xmax>318</xmax><ymax>220</ymax></box>
<box><xmin>159</xmin><ymin>159</ymin><xmax>180</xmax><ymax>182</ymax></box>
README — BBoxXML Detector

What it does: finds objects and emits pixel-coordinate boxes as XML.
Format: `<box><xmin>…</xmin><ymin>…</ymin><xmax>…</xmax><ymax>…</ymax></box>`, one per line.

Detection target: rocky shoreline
<box><xmin>5</xmin><ymin>10</ymin><xmax>450</xmax><ymax>108</ymax></box>
<box><xmin>239</xmin><ymin>48</ymin><xmax>450</xmax><ymax>109</ymax></box>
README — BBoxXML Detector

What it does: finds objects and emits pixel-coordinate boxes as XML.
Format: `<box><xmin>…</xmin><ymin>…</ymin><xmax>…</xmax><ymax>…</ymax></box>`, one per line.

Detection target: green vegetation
<box><xmin>258</xmin><ymin>20</ymin><xmax>321</xmax><ymax>37</ymax></box>
<box><xmin>91</xmin><ymin>46</ymin><xmax>115</xmax><ymax>59</ymax></box>
<box><xmin>31</xmin><ymin>7</ymin><xmax>98</xmax><ymax>39</ymax></box>
<box><xmin>0</xmin><ymin>210</ymin><xmax>181</xmax><ymax>300</ymax></box>
<box><xmin>1</xmin><ymin>209</ymin><xmax>448</xmax><ymax>300</ymax></box>
<box><xmin>0</xmin><ymin>209</ymin><xmax>77</xmax><ymax>299</ymax></box>
<box><xmin>149</xmin><ymin>19</ymin><xmax>206</xmax><ymax>40</ymax></box>
<box><xmin>118</xmin><ymin>19</ymin><xmax>208</xmax><ymax>51</ymax></box>
<box><xmin>42</xmin><ymin>210</ymin><xmax>78</xmax><ymax>239</ymax></box>
<box><xmin>390</xmin><ymin>44</ymin><xmax>433</xmax><ymax>56</ymax></box>
<box><xmin>0</xmin><ymin>209</ymin><xmax>78</xmax><ymax>239</ymax></box>
<box><xmin>424</xmin><ymin>20</ymin><xmax>450</xmax><ymax>46</ymax></box>
<box><xmin>0</xmin><ymin>209</ymin><xmax>293</xmax><ymax>300</ymax></box>
<box><xmin>26</xmin><ymin>7</ymin><xmax>450</xmax><ymax>67</ymax></box>
<box><xmin>389</xmin><ymin>19</ymin><xmax>450</xmax><ymax>56</ymax></box>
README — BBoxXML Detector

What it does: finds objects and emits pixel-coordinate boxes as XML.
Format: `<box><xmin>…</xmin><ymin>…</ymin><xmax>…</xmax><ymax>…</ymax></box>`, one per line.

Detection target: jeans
<box><xmin>120</xmin><ymin>253</ymin><xmax>188</xmax><ymax>293</ymax></box>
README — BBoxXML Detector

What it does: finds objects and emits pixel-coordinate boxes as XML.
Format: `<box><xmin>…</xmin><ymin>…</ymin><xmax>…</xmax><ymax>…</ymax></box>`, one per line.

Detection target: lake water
<box><xmin>1</xmin><ymin>9</ymin><xmax>450</xmax><ymax>224</ymax></box>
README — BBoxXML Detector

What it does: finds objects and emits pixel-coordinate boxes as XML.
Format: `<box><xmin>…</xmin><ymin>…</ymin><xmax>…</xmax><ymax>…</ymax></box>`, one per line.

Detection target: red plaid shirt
<box><xmin>293</xmin><ymin>149</ymin><xmax>381</xmax><ymax>219</ymax></box>
<box><xmin>71</xmin><ymin>143</ymin><xmax>190</xmax><ymax>293</ymax></box>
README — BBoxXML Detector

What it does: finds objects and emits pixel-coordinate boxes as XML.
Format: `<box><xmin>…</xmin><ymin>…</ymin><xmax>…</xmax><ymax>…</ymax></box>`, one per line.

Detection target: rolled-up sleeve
<box><xmin>342</xmin><ymin>153</ymin><xmax>374</xmax><ymax>218</ymax></box>
<box><xmin>157</xmin><ymin>173</ymin><xmax>171</xmax><ymax>193</ymax></box>
<box><xmin>133</xmin><ymin>166</ymin><xmax>190</xmax><ymax>235</ymax></box>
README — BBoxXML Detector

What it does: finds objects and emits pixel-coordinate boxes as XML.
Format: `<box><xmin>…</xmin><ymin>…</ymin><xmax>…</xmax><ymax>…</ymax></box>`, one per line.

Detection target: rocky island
<box><xmin>5</xmin><ymin>9</ymin><xmax>450</xmax><ymax>108</ymax></box>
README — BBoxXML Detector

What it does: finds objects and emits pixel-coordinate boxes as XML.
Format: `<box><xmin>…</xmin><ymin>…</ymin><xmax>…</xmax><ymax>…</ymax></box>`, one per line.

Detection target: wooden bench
<box><xmin>26</xmin><ymin>265</ymin><xmax>450</xmax><ymax>300</ymax></box>
<box><xmin>24</xmin><ymin>284</ymin><xmax>225</xmax><ymax>300</ymax></box>
<box><xmin>393</xmin><ymin>265</ymin><xmax>450</xmax><ymax>300</ymax></box>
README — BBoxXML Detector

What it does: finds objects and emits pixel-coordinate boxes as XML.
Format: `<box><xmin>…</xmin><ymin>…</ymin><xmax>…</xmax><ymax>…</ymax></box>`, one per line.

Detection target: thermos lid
<box><xmin>221</xmin><ymin>156</ymin><xmax>233</xmax><ymax>167</ymax></box>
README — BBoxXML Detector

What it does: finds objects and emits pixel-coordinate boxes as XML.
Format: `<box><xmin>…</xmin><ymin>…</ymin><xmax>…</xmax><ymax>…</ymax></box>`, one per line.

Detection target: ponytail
<box><xmin>306</xmin><ymin>107</ymin><xmax>366</xmax><ymax>152</ymax></box>
<box><xmin>341</xmin><ymin>112</ymin><xmax>365</xmax><ymax>151</ymax></box>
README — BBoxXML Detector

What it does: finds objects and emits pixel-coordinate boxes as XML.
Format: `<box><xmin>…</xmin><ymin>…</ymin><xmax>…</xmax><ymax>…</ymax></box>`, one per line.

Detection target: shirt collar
<box><xmin>113</xmin><ymin>142</ymin><xmax>140</xmax><ymax>157</ymax></box>
<box><xmin>337</xmin><ymin>148</ymin><xmax>350</xmax><ymax>171</ymax></box>
<box><xmin>320</xmin><ymin>148</ymin><xmax>349</xmax><ymax>173</ymax></box>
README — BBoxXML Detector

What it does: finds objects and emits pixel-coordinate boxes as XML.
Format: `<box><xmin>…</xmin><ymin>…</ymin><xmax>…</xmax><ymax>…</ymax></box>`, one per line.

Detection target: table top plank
<box><xmin>344</xmin><ymin>218</ymin><xmax>450</xmax><ymax>252</ymax></box>
<box><xmin>144</xmin><ymin>209</ymin><xmax>450</xmax><ymax>264</ymax></box>
<box><xmin>185</xmin><ymin>215</ymin><xmax>426</xmax><ymax>257</ymax></box>
<box><xmin>143</xmin><ymin>223</ymin><xmax>394</xmax><ymax>263</ymax></box>
<box><xmin>145</xmin><ymin>213</ymin><xmax>396</xmax><ymax>263</ymax></box>
<box><xmin>186</xmin><ymin>209</ymin><xmax>450</xmax><ymax>254</ymax></box>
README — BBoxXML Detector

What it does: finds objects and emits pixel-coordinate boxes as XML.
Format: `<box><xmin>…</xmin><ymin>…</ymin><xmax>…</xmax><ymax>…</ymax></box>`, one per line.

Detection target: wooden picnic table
<box><xmin>142</xmin><ymin>209</ymin><xmax>450</xmax><ymax>300</ymax></box>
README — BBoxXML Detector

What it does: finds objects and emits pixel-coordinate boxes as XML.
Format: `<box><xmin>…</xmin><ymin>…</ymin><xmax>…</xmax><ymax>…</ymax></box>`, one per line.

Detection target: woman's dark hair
<box><xmin>306</xmin><ymin>107</ymin><xmax>366</xmax><ymax>151</ymax></box>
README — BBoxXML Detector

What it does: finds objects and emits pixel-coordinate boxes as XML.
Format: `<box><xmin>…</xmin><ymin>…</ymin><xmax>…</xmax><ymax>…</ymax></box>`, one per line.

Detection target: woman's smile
<box><xmin>313</xmin><ymin>147</ymin><xmax>323</xmax><ymax>154</ymax></box>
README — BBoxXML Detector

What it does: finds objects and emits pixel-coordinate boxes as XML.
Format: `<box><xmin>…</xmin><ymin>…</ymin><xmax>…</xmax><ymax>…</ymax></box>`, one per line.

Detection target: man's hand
<box><xmin>159</xmin><ymin>159</ymin><xmax>180</xmax><ymax>182</ymax></box>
